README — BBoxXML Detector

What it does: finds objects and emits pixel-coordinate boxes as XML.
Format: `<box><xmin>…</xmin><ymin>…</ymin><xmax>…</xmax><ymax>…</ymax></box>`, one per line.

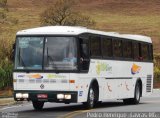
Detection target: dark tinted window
<box><xmin>79</xmin><ymin>36</ymin><xmax>90</xmax><ymax>71</ymax></box>
<box><xmin>90</xmin><ymin>36</ymin><xmax>101</xmax><ymax>57</ymax></box>
<box><xmin>123</xmin><ymin>40</ymin><xmax>132</xmax><ymax>59</ymax></box>
<box><xmin>102</xmin><ymin>37</ymin><xmax>112</xmax><ymax>57</ymax></box>
<box><xmin>113</xmin><ymin>39</ymin><xmax>122</xmax><ymax>57</ymax></box>
<box><xmin>141</xmin><ymin>43</ymin><xmax>149</xmax><ymax>61</ymax></box>
<box><xmin>133</xmin><ymin>42</ymin><xmax>140</xmax><ymax>60</ymax></box>
<box><xmin>148</xmin><ymin>44</ymin><xmax>153</xmax><ymax>61</ymax></box>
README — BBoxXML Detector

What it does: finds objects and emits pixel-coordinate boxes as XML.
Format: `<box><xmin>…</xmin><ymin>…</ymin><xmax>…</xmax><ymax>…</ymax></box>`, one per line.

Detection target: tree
<box><xmin>40</xmin><ymin>0</ymin><xmax>95</xmax><ymax>27</ymax></box>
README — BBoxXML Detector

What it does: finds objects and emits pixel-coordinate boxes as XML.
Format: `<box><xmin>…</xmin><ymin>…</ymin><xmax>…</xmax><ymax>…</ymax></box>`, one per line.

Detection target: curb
<box><xmin>0</xmin><ymin>96</ymin><xmax>13</xmax><ymax>99</ymax></box>
<box><xmin>0</xmin><ymin>101</ymin><xmax>16</xmax><ymax>106</ymax></box>
<box><xmin>0</xmin><ymin>98</ymin><xmax>15</xmax><ymax>106</ymax></box>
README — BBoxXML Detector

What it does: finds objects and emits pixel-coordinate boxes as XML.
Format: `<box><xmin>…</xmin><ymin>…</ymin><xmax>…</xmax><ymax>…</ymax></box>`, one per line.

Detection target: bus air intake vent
<box><xmin>146</xmin><ymin>75</ymin><xmax>152</xmax><ymax>92</ymax></box>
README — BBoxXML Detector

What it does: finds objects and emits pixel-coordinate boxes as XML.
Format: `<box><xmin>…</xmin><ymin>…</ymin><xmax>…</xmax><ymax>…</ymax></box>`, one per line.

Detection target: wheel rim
<box><xmin>89</xmin><ymin>88</ymin><xmax>94</xmax><ymax>106</ymax></box>
<box><xmin>136</xmin><ymin>85</ymin><xmax>140</xmax><ymax>100</ymax></box>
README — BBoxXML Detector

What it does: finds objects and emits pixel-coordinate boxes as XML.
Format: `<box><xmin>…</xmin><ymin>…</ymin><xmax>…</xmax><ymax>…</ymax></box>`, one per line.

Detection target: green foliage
<box><xmin>0</xmin><ymin>37</ymin><xmax>13</xmax><ymax>61</ymax></box>
<box><xmin>40</xmin><ymin>0</ymin><xmax>95</xmax><ymax>28</ymax></box>
<box><xmin>154</xmin><ymin>66</ymin><xmax>160</xmax><ymax>82</ymax></box>
<box><xmin>154</xmin><ymin>54</ymin><xmax>160</xmax><ymax>83</ymax></box>
<box><xmin>0</xmin><ymin>59</ymin><xmax>13</xmax><ymax>89</ymax></box>
<box><xmin>0</xmin><ymin>36</ymin><xmax>13</xmax><ymax>89</ymax></box>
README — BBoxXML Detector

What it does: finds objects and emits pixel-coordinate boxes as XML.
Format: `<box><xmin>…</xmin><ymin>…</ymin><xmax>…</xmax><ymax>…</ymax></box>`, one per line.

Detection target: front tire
<box><xmin>32</xmin><ymin>101</ymin><xmax>44</xmax><ymax>110</ymax></box>
<box><xmin>123</xmin><ymin>82</ymin><xmax>141</xmax><ymax>105</ymax></box>
<box><xmin>83</xmin><ymin>86</ymin><xmax>95</xmax><ymax>109</ymax></box>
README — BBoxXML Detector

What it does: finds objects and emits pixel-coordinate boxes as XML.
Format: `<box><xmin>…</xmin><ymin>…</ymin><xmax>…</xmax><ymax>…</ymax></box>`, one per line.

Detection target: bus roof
<box><xmin>17</xmin><ymin>26</ymin><xmax>152</xmax><ymax>43</ymax></box>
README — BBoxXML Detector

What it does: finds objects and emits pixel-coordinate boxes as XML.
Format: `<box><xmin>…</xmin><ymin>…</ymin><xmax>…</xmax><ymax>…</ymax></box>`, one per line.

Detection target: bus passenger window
<box><xmin>102</xmin><ymin>38</ymin><xmax>112</xmax><ymax>57</ymax></box>
<box><xmin>90</xmin><ymin>36</ymin><xmax>101</xmax><ymax>57</ymax></box>
<box><xmin>113</xmin><ymin>39</ymin><xmax>122</xmax><ymax>58</ymax></box>
<box><xmin>148</xmin><ymin>44</ymin><xmax>153</xmax><ymax>61</ymax></box>
<box><xmin>133</xmin><ymin>42</ymin><xmax>140</xmax><ymax>60</ymax></box>
<box><xmin>141</xmin><ymin>43</ymin><xmax>149</xmax><ymax>61</ymax></box>
<box><xmin>123</xmin><ymin>40</ymin><xmax>132</xmax><ymax>59</ymax></box>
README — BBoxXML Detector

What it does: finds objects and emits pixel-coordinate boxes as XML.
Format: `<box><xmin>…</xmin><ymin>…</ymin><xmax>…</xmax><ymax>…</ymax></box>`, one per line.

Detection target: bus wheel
<box><xmin>32</xmin><ymin>101</ymin><xmax>44</xmax><ymax>110</ymax></box>
<box><xmin>83</xmin><ymin>86</ymin><xmax>95</xmax><ymax>109</ymax></box>
<box><xmin>123</xmin><ymin>82</ymin><xmax>141</xmax><ymax>105</ymax></box>
<box><xmin>133</xmin><ymin>82</ymin><xmax>141</xmax><ymax>104</ymax></box>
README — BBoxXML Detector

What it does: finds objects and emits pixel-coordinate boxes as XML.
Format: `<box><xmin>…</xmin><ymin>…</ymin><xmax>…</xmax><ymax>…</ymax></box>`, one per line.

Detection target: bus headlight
<box><xmin>64</xmin><ymin>94</ymin><xmax>71</xmax><ymax>99</ymax></box>
<box><xmin>16</xmin><ymin>93</ymin><xmax>23</xmax><ymax>98</ymax></box>
<box><xmin>22</xmin><ymin>93</ymin><xmax>29</xmax><ymax>98</ymax></box>
<box><xmin>57</xmin><ymin>94</ymin><xmax>64</xmax><ymax>99</ymax></box>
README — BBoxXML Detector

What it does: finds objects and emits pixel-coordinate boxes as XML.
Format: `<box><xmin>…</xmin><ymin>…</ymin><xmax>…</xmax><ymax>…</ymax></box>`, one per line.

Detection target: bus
<box><xmin>13</xmin><ymin>26</ymin><xmax>153</xmax><ymax>110</ymax></box>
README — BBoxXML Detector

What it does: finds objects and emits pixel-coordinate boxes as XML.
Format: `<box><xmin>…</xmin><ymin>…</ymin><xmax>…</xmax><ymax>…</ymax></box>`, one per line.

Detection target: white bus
<box><xmin>13</xmin><ymin>26</ymin><xmax>153</xmax><ymax>110</ymax></box>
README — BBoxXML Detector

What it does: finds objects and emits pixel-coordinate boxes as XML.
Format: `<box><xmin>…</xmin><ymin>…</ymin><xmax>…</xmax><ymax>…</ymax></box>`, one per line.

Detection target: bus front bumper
<box><xmin>14</xmin><ymin>90</ymin><xmax>78</xmax><ymax>103</ymax></box>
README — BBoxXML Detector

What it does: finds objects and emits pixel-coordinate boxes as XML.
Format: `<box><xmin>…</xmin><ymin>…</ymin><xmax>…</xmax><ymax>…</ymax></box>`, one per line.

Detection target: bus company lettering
<box><xmin>47</xmin><ymin>74</ymin><xmax>66</xmax><ymax>79</ymax></box>
<box><xmin>96</xmin><ymin>62</ymin><xmax>112</xmax><ymax>75</ymax></box>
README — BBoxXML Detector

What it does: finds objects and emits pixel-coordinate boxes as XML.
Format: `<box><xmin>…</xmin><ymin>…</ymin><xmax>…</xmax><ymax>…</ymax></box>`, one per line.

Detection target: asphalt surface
<box><xmin>0</xmin><ymin>90</ymin><xmax>160</xmax><ymax>118</ymax></box>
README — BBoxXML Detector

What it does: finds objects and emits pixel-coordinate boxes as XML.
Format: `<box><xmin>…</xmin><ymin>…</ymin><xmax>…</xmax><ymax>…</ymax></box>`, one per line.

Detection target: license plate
<box><xmin>37</xmin><ymin>94</ymin><xmax>48</xmax><ymax>99</ymax></box>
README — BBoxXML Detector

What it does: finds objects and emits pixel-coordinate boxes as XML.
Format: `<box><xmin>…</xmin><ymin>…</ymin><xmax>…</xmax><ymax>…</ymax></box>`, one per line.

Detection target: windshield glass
<box><xmin>15</xmin><ymin>37</ymin><xmax>44</xmax><ymax>70</ymax></box>
<box><xmin>44</xmin><ymin>37</ymin><xmax>77</xmax><ymax>70</ymax></box>
<box><xmin>14</xmin><ymin>36</ymin><xmax>77</xmax><ymax>71</ymax></box>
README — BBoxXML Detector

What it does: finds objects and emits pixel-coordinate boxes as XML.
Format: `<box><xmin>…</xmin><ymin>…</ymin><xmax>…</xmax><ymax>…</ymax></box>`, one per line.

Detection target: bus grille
<box><xmin>146</xmin><ymin>75</ymin><xmax>152</xmax><ymax>92</ymax></box>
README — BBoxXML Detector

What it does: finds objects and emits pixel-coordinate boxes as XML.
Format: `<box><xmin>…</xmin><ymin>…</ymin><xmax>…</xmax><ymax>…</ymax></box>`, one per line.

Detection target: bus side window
<box><xmin>113</xmin><ymin>39</ymin><xmax>122</xmax><ymax>58</ymax></box>
<box><xmin>123</xmin><ymin>40</ymin><xmax>132</xmax><ymax>59</ymax></box>
<box><xmin>148</xmin><ymin>44</ymin><xmax>153</xmax><ymax>61</ymax></box>
<box><xmin>141</xmin><ymin>43</ymin><xmax>149</xmax><ymax>61</ymax></box>
<box><xmin>90</xmin><ymin>36</ymin><xmax>101</xmax><ymax>57</ymax></box>
<box><xmin>79</xmin><ymin>37</ymin><xmax>90</xmax><ymax>71</ymax></box>
<box><xmin>102</xmin><ymin>37</ymin><xmax>112</xmax><ymax>58</ymax></box>
<box><xmin>133</xmin><ymin>42</ymin><xmax>140</xmax><ymax>61</ymax></box>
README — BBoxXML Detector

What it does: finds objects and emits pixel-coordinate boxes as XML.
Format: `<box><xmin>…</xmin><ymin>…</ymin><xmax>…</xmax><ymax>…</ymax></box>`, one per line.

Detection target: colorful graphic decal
<box><xmin>47</xmin><ymin>74</ymin><xmax>65</xmax><ymax>79</ymax></box>
<box><xmin>17</xmin><ymin>74</ymin><xmax>66</xmax><ymax>79</ymax></box>
<box><xmin>27</xmin><ymin>74</ymin><xmax>43</xmax><ymax>79</ymax></box>
<box><xmin>96</xmin><ymin>62</ymin><xmax>112</xmax><ymax>75</ymax></box>
<box><xmin>131</xmin><ymin>63</ymin><xmax>141</xmax><ymax>75</ymax></box>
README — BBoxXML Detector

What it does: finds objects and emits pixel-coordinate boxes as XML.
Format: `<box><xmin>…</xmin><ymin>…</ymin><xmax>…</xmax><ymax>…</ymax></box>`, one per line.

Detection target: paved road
<box><xmin>0</xmin><ymin>90</ymin><xmax>160</xmax><ymax>118</ymax></box>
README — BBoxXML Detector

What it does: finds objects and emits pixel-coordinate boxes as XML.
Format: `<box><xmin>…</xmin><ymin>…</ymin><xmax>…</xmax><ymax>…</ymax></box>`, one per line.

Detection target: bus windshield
<box><xmin>14</xmin><ymin>36</ymin><xmax>77</xmax><ymax>71</ymax></box>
